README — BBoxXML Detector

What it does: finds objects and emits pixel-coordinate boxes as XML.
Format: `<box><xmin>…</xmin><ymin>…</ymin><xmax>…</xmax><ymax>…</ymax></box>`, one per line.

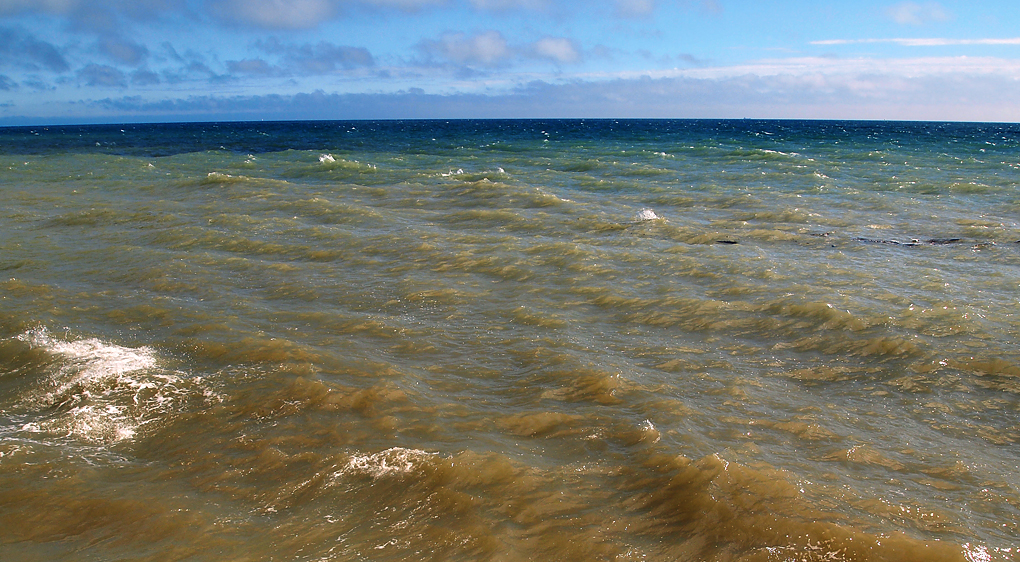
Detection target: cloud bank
<box><xmin>5</xmin><ymin>60</ymin><xmax>1018</xmax><ymax>125</ymax></box>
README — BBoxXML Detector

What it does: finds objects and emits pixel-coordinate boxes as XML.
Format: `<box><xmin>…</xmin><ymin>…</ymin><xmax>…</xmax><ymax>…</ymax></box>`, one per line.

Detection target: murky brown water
<box><xmin>2</xmin><ymin>120</ymin><xmax>1019</xmax><ymax>560</ymax></box>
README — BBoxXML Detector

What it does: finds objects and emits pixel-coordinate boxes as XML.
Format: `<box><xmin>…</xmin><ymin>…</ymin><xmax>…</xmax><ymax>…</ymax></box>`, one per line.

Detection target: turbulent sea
<box><xmin>2</xmin><ymin>119</ymin><xmax>1020</xmax><ymax>561</ymax></box>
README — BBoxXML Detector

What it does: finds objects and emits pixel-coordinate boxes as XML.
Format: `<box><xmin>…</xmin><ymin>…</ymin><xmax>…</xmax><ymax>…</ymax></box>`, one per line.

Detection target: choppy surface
<box><xmin>2</xmin><ymin>119</ymin><xmax>1019</xmax><ymax>561</ymax></box>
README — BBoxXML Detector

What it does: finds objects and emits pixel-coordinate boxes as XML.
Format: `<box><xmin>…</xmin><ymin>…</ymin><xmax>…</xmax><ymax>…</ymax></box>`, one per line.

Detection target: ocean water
<box><xmin>1</xmin><ymin>119</ymin><xmax>1019</xmax><ymax>561</ymax></box>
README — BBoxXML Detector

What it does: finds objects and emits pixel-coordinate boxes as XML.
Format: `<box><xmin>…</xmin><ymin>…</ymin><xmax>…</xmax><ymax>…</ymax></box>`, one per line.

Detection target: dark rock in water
<box><xmin>855</xmin><ymin>236</ymin><xmax>963</xmax><ymax>246</ymax></box>
<box><xmin>853</xmin><ymin>237</ymin><xmax>918</xmax><ymax>246</ymax></box>
<box><xmin>715</xmin><ymin>240</ymin><xmax>738</xmax><ymax>245</ymax></box>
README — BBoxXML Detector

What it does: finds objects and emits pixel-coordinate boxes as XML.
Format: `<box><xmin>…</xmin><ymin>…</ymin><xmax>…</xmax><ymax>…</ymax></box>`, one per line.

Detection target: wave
<box><xmin>3</xmin><ymin>327</ymin><xmax>211</xmax><ymax>444</ymax></box>
<box><xmin>135</xmin><ymin>370</ymin><xmax>974</xmax><ymax>561</ymax></box>
<box><xmin>201</xmin><ymin>171</ymin><xmax>247</xmax><ymax>185</ymax></box>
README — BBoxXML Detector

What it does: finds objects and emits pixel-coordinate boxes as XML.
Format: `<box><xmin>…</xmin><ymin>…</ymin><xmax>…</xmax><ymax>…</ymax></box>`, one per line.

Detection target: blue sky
<box><xmin>1</xmin><ymin>0</ymin><xmax>1019</xmax><ymax>124</ymax></box>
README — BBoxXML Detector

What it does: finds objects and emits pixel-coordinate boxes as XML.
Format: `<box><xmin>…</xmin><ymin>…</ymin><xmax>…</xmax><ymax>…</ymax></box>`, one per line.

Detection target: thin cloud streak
<box><xmin>813</xmin><ymin>37</ymin><xmax>1020</xmax><ymax>46</ymax></box>
<box><xmin>580</xmin><ymin>55</ymin><xmax>1020</xmax><ymax>83</ymax></box>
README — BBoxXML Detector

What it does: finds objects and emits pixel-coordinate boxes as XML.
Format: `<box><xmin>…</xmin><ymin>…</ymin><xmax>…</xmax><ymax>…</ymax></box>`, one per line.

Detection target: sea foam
<box><xmin>337</xmin><ymin>447</ymin><xmax>438</xmax><ymax>480</ymax></box>
<box><xmin>636</xmin><ymin>209</ymin><xmax>660</xmax><ymax>221</ymax></box>
<box><xmin>14</xmin><ymin>328</ymin><xmax>189</xmax><ymax>443</ymax></box>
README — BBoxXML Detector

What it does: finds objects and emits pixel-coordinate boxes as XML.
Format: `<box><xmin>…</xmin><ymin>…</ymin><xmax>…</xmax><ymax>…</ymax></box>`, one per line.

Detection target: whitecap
<box><xmin>12</xmin><ymin>328</ymin><xmax>197</xmax><ymax>444</ymax></box>
<box><xmin>636</xmin><ymin>209</ymin><xmax>661</xmax><ymax>221</ymax></box>
<box><xmin>319</xmin><ymin>153</ymin><xmax>336</xmax><ymax>164</ymax></box>
<box><xmin>201</xmin><ymin>171</ymin><xmax>244</xmax><ymax>184</ymax></box>
<box><xmin>337</xmin><ymin>447</ymin><xmax>437</xmax><ymax>480</ymax></box>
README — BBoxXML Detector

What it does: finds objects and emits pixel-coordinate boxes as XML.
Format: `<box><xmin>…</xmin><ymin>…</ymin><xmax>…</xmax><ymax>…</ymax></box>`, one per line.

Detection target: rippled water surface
<box><xmin>2</xmin><ymin>119</ymin><xmax>1020</xmax><ymax>561</ymax></box>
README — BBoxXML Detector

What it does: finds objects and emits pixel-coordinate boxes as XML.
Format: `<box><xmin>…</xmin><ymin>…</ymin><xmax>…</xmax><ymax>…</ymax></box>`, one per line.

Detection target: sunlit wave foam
<box><xmin>12</xmin><ymin>328</ymin><xmax>204</xmax><ymax>444</ymax></box>
<box><xmin>635</xmin><ymin>208</ymin><xmax>661</xmax><ymax>221</ymax></box>
<box><xmin>337</xmin><ymin>447</ymin><xmax>438</xmax><ymax>480</ymax></box>
<box><xmin>201</xmin><ymin>171</ymin><xmax>244</xmax><ymax>184</ymax></box>
<box><xmin>312</xmin><ymin>153</ymin><xmax>376</xmax><ymax>173</ymax></box>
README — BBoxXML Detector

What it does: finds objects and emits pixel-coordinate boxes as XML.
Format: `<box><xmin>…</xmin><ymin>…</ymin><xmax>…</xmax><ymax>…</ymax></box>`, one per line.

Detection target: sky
<box><xmin>1</xmin><ymin>0</ymin><xmax>1020</xmax><ymax>124</ymax></box>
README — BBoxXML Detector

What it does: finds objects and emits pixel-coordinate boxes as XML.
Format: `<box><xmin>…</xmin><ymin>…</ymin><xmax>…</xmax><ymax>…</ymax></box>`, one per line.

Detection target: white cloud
<box><xmin>417</xmin><ymin>30</ymin><xmax>512</xmax><ymax>66</ymax></box>
<box><xmin>886</xmin><ymin>1</ymin><xmax>951</xmax><ymax>25</ymax></box>
<box><xmin>530</xmin><ymin>37</ymin><xmax>581</xmax><ymax>63</ymax></box>
<box><xmin>415</xmin><ymin>31</ymin><xmax>586</xmax><ymax>69</ymax></box>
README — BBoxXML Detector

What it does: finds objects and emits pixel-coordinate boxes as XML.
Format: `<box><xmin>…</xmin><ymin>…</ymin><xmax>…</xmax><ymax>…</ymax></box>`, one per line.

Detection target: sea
<box><xmin>1</xmin><ymin>119</ymin><xmax>1018</xmax><ymax>561</ymax></box>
